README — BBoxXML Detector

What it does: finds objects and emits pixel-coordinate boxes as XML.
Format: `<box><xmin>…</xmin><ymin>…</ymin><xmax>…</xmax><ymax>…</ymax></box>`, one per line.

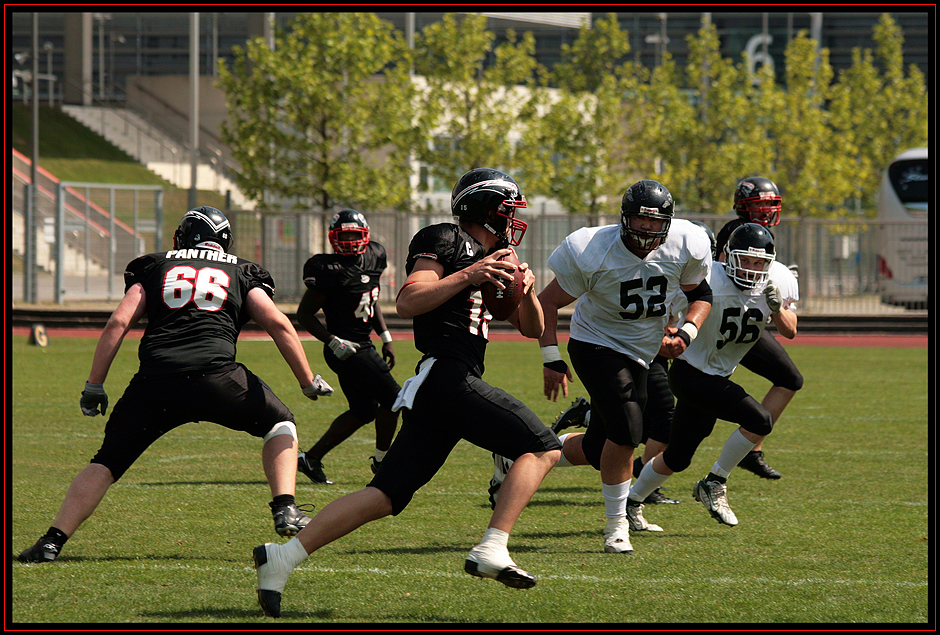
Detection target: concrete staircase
<box><xmin>60</xmin><ymin>104</ymin><xmax>255</xmax><ymax>210</ymax></box>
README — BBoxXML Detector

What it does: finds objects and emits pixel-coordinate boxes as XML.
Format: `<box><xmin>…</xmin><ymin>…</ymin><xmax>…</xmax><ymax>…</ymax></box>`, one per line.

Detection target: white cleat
<box><xmin>464</xmin><ymin>544</ymin><xmax>536</xmax><ymax>589</ymax></box>
<box><xmin>253</xmin><ymin>543</ymin><xmax>295</xmax><ymax>618</ymax></box>
<box><xmin>693</xmin><ymin>478</ymin><xmax>739</xmax><ymax>527</ymax></box>
<box><xmin>626</xmin><ymin>499</ymin><xmax>664</xmax><ymax>532</ymax></box>
<box><xmin>603</xmin><ymin>516</ymin><xmax>634</xmax><ymax>554</ymax></box>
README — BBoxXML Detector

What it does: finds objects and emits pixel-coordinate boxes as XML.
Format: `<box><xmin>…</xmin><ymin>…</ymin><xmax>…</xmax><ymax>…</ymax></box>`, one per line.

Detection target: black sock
<box><xmin>706</xmin><ymin>472</ymin><xmax>727</xmax><ymax>484</ymax></box>
<box><xmin>271</xmin><ymin>494</ymin><xmax>296</xmax><ymax>508</ymax></box>
<box><xmin>44</xmin><ymin>526</ymin><xmax>69</xmax><ymax>547</ymax></box>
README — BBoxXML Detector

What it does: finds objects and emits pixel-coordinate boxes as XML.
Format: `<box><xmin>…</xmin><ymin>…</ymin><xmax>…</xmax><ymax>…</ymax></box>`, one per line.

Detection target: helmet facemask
<box><xmin>328</xmin><ymin>210</ymin><xmax>370</xmax><ymax>255</ymax></box>
<box><xmin>724</xmin><ymin>244</ymin><xmax>775</xmax><ymax>289</ymax></box>
<box><xmin>736</xmin><ymin>198</ymin><xmax>782</xmax><ymax>227</ymax></box>
<box><xmin>491</xmin><ymin>199</ymin><xmax>528</xmax><ymax>247</ymax></box>
<box><xmin>621</xmin><ymin>207</ymin><xmax>672</xmax><ymax>254</ymax></box>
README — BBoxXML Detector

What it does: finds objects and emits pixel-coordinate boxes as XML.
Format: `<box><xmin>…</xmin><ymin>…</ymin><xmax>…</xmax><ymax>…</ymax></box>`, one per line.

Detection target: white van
<box><xmin>876</xmin><ymin>147</ymin><xmax>929</xmax><ymax>309</ymax></box>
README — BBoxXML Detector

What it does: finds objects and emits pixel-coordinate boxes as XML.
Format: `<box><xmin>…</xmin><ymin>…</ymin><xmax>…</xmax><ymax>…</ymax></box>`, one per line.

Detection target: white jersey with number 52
<box><xmin>548</xmin><ymin>219</ymin><xmax>711</xmax><ymax>368</ymax></box>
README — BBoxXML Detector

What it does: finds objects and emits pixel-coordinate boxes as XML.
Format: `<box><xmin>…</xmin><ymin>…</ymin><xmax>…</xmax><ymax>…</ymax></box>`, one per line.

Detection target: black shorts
<box><xmin>662</xmin><ymin>359</ymin><xmax>773</xmax><ymax>473</ymax></box>
<box><xmin>325</xmin><ymin>343</ymin><xmax>401</xmax><ymax>422</ymax></box>
<box><xmin>740</xmin><ymin>329</ymin><xmax>804</xmax><ymax>391</ymax></box>
<box><xmin>567</xmin><ymin>338</ymin><xmax>648</xmax><ymax>470</ymax></box>
<box><xmin>368</xmin><ymin>358</ymin><xmax>561</xmax><ymax>515</ymax></box>
<box><xmin>90</xmin><ymin>363</ymin><xmax>294</xmax><ymax>480</ymax></box>
<box><xmin>643</xmin><ymin>355</ymin><xmax>674</xmax><ymax>444</ymax></box>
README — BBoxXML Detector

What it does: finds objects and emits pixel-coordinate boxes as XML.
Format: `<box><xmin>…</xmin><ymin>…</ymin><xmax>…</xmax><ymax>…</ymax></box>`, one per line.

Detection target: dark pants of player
<box><xmin>324</xmin><ymin>342</ymin><xmax>401</xmax><ymax>422</ymax></box>
<box><xmin>90</xmin><ymin>362</ymin><xmax>294</xmax><ymax>481</ymax></box>
<box><xmin>566</xmin><ymin>338</ymin><xmax>648</xmax><ymax>471</ymax></box>
<box><xmin>740</xmin><ymin>329</ymin><xmax>804</xmax><ymax>391</ymax></box>
<box><xmin>368</xmin><ymin>358</ymin><xmax>561</xmax><ymax>515</ymax></box>
<box><xmin>661</xmin><ymin>359</ymin><xmax>774</xmax><ymax>473</ymax></box>
<box><xmin>643</xmin><ymin>355</ymin><xmax>674</xmax><ymax>445</ymax></box>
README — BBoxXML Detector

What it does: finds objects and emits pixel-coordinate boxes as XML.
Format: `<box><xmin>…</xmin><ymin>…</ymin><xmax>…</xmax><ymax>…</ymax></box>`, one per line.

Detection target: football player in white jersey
<box><xmin>626</xmin><ymin>223</ymin><xmax>798</xmax><ymax>527</ymax></box>
<box><xmin>537</xmin><ymin>180</ymin><xmax>713</xmax><ymax>554</ymax></box>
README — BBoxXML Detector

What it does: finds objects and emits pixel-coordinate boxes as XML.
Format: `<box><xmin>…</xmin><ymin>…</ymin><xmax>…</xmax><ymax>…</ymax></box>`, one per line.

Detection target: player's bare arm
<box><xmin>507</xmin><ymin>262</ymin><xmax>544</xmax><ymax>339</ymax></box>
<box><xmin>395</xmin><ymin>250</ymin><xmax>516</xmax><ymax>319</ymax></box>
<box><xmin>296</xmin><ymin>288</ymin><xmax>332</xmax><ymax>343</ymax></box>
<box><xmin>661</xmin><ymin>282</ymin><xmax>712</xmax><ymax>359</ymax></box>
<box><xmin>537</xmin><ymin>278</ymin><xmax>577</xmax><ymax>401</ymax></box>
<box><xmin>247</xmin><ymin>286</ymin><xmax>316</xmax><ymax>388</ymax></box>
<box><xmin>87</xmin><ymin>283</ymin><xmax>148</xmax><ymax>384</ymax></box>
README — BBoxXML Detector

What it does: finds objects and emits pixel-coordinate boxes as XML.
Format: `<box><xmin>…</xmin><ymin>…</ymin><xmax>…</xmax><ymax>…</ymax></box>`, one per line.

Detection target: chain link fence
<box><xmin>12</xmin><ymin>193</ymin><xmax>927</xmax><ymax>315</ymax></box>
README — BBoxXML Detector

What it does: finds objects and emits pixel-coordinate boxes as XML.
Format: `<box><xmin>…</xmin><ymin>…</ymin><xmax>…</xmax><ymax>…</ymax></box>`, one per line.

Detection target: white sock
<box><xmin>629</xmin><ymin>460</ymin><xmax>671</xmax><ymax>502</ymax></box>
<box><xmin>712</xmin><ymin>429</ymin><xmax>757</xmax><ymax>479</ymax></box>
<box><xmin>602</xmin><ymin>479</ymin><xmax>630</xmax><ymax>518</ymax></box>
<box><xmin>373</xmin><ymin>448</ymin><xmax>387</xmax><ymax>463</ymax></box>
<box><xmin>479</xmin><ymin>527</ymin><xmax>509</xmax><ymax>548</ymax></box>
<box><xmin>284</xmin><ymin>536</ymin><xmax>310</xmax><ymax>567</ymax></box>
<box><xmin>555</xmin><ymin>434</ymin><xmax>575</xmax><ymax>467</ymax></box>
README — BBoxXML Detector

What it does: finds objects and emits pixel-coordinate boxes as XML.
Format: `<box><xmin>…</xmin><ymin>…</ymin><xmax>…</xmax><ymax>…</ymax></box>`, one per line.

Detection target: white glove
<box><xmin>328</xmin><ymin>336</ymin><xmax>359</xmax><ymax>361</ymax></box>
<box><xmin>302</xmin><ymin>374</ymin><xmax>334</xmax><ymax>400</ymax></box>
<box><xmin>80</xmin><ymin>382</ymin><xmax>108</xmax><ymax>416</ymax></box>
<box><xmin>764</xmin><ymin>282</ymin><xmax>782</xmax><ymax>314</ymax></box>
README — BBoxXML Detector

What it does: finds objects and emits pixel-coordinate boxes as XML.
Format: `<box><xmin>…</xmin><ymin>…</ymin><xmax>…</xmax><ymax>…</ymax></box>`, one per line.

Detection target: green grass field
<box><xmin>10</xmin><ymin>335</ymin><xmax>928</xmax><ymax>625</ymax></box>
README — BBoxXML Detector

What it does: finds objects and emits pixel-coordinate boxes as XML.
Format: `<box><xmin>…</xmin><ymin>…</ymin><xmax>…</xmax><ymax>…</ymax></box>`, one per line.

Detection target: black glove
<box><xmin>80</xmin><ymin>382</ymin><xmax>108</xmax><ymax>416</ymax></box>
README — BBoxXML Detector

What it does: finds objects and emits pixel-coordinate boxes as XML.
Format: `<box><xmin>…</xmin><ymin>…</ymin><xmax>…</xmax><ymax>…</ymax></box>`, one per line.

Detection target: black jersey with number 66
<box><xmin>124</xmin><ymin>247</ymin><xmax>276</xmax><ymax>376</ymax></box>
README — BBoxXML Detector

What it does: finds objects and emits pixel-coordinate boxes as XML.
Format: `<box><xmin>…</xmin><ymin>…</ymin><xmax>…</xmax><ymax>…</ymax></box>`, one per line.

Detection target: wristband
<box><xmin>675</xmin><ymin>322</ymin><xmax>698</xmax><ymax>346</ymax></box>
<box><xmin>541</xmin><ymin>345</ymin><xmax>562</xmax><ymax>364</ymax></box>
<box><xmin>379</xmin><ymin>330</ymin><xmax>393</xmax><ymax>344</ymax></box>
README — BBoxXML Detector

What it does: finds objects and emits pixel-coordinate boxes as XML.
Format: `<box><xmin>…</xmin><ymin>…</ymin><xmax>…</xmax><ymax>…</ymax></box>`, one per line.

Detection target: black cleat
<box><xmin>298</xmin><ymin>452</ymin><xmax>334</xmax><ymax>484</ymax></box>
<box><xmin>17</xmin><ymin>538</ymin><xmax>61</xmax><ymax>563</ymax></box>
<box><xmin>369</xmin><ymin>456</ymin><xmax>381</xmax><ymax>475</ymax></box>
<box><xmin>464</xmin><ymin>558</ymin><xmax>537</xmax><ymax>589</ymax></box>
<box><xmin>738</xmin><ymin>450</ymin><xmax>782</xmax><ymax>479</ymax></box>
<box><xmin>551</xmin><ymin>397</ymin><xmax>590</xmax><ymax>434</ymax></box>
<box><xmin>643</xmin><ymin>488</ymin><xmax>681</xmax><ymax>504</ymax></box>
<box><xmin>270</xmin><ymin>502</ymin><xmax>314</xmax><ymax>537</ymax></box>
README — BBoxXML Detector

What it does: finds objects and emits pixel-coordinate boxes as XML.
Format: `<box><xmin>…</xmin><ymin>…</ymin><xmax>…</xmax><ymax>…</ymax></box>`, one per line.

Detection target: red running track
<box><xmin>12</xmin><ymin>326</ymin><xmax>928</xmax><ymax>348</ymax></box>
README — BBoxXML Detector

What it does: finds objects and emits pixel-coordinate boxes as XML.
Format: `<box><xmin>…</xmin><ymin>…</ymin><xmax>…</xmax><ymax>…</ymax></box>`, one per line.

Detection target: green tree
<box><xmin>654</xmin><ymin>21</ymin><xmax>774</xmax><ymax>215</ymax></box>
<box><xmin>217</xmin><ymin>12</ymin><xmax>417</xmax><ymax>212</ymax></box>
<box><xmin>829</xmin><ymin>13</ymin><xmax>929</xmax><ymax>215</ymax></box>
<box><xmin>412</xmin><ymin>13</ymin><xmax>541</xmax><ymax>201</ymax></box>
<box><xmin>516</xmin><ymin>13</ymin><xmax>645</xmax><ymax>216</ymax></box>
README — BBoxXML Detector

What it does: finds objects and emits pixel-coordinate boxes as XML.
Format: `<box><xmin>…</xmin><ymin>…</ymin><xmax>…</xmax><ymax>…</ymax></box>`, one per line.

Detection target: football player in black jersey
<box><xmin>295</xmin><ymin>209</ymin><xmax>402</xmax><ymax>484</ymax></box>
<box><xmin>714</xmin><ymin>177</ymin><xmax>804</xmax><ymax>479</ymax></box>
<box><xmin>252</xmin><ymin>168</ymin><xmax>562</xmax><ymax>618</ymax></box>
<box><xmin>17</xmin><ymin>207</ymin><xmax>334</xmax><ymax>564</ymax></box>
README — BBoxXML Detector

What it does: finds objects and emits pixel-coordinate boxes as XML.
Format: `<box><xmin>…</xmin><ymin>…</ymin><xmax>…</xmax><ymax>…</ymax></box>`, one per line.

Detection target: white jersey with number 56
<box><xmin>680</xmin><ymin>260</ymin><xmax>795</xmax><ymax>377</ymax></box>
<box><xmin>548</xmin><ymin>219</ymin><xmax>711</xmax><ymax>368</ymax></box>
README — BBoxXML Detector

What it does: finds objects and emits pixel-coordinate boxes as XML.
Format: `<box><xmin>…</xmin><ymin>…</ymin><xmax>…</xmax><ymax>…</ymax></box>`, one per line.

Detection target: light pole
<box><xmin>110</xmin><ymin>33</ymin><xmax>125</xmax><ymax>100</ymax></box>
<box><xmin>43</xmin><ymin>41</ymin><xmax>53</xmax><ymax>106</ymax></box>
<box><xmin>93</xmin><ymin>13</ymin><xmax>112</xmax><ymax>101</ymax></box>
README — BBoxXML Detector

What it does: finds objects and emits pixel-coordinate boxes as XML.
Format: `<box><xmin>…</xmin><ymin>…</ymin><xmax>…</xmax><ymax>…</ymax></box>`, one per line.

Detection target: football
<box><xmin>481</xmin><ymin>251</ymin><xmax>525</xmax><ymax>321</ymax></box>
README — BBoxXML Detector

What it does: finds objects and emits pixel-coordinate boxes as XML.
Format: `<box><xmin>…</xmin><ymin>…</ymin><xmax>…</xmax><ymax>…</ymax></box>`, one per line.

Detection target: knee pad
<box><xmin>743</xmin><ymin>409</ymin><xmax>774</xmax><ymax>437</ymax></box>
<box><xmin>263</xmin><ymin>420</ymin><xmax>297</xmax><ymax>443</ymax></box>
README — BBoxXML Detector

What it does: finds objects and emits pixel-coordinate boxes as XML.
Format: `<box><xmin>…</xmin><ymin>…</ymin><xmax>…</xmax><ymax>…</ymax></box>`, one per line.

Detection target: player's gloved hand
<box><xmin>764</xmin><ymin>282</ymin><xmax>782</xmax><ymax>314</ymax></box>
<box><xmin>80</xmin><ymin>382</ymin><xmax>108</xmax><ymax>416</ymax></box>
<box><xmin>328</xmin><ymin>336</ymin><xmax>359</xmax><ymax>361</ymax></box>
<box><xmin>302</xmin><ymin>374</ymin><xmax>334</xmax><ymax>400</ymax></box>
<box><xmin>381</xmin><ymin>342</ymin><xmax>396</xmax><ymax>369</ymax></box>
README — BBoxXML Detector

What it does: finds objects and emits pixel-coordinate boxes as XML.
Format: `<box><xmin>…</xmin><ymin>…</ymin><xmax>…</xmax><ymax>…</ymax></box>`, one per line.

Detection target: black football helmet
<box><xmin>451</xmin><ymin>168</ymin><xmax>527</xmax><ymax>247</ymax></box>
<box><xmin>174</xmin><ymin>206</ymin><xmax>231</xmax><ymax>251</ymax></box>
<box><xmin>690</xmin><ymin>220</ymin><xmax>717</xmax><ymax>257</ymax></box>
<box><xmin>328</xmin><ymin>209</ymin><xmax>370</xmax><ymax>255</ymax></box>
<box><xmin>733</xmin><ymin>176</ymin><xmax>782</xmax><ymax>227</ymax></box>
<box><xmin>723</xmin><ymin>222</ymin><xmax>776</xmax><ymax>289</ymax></box>
<box><xmin>620</xmin><ymin>180</ymin><xmax>674</xmax><ymax>253</ymax></box>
